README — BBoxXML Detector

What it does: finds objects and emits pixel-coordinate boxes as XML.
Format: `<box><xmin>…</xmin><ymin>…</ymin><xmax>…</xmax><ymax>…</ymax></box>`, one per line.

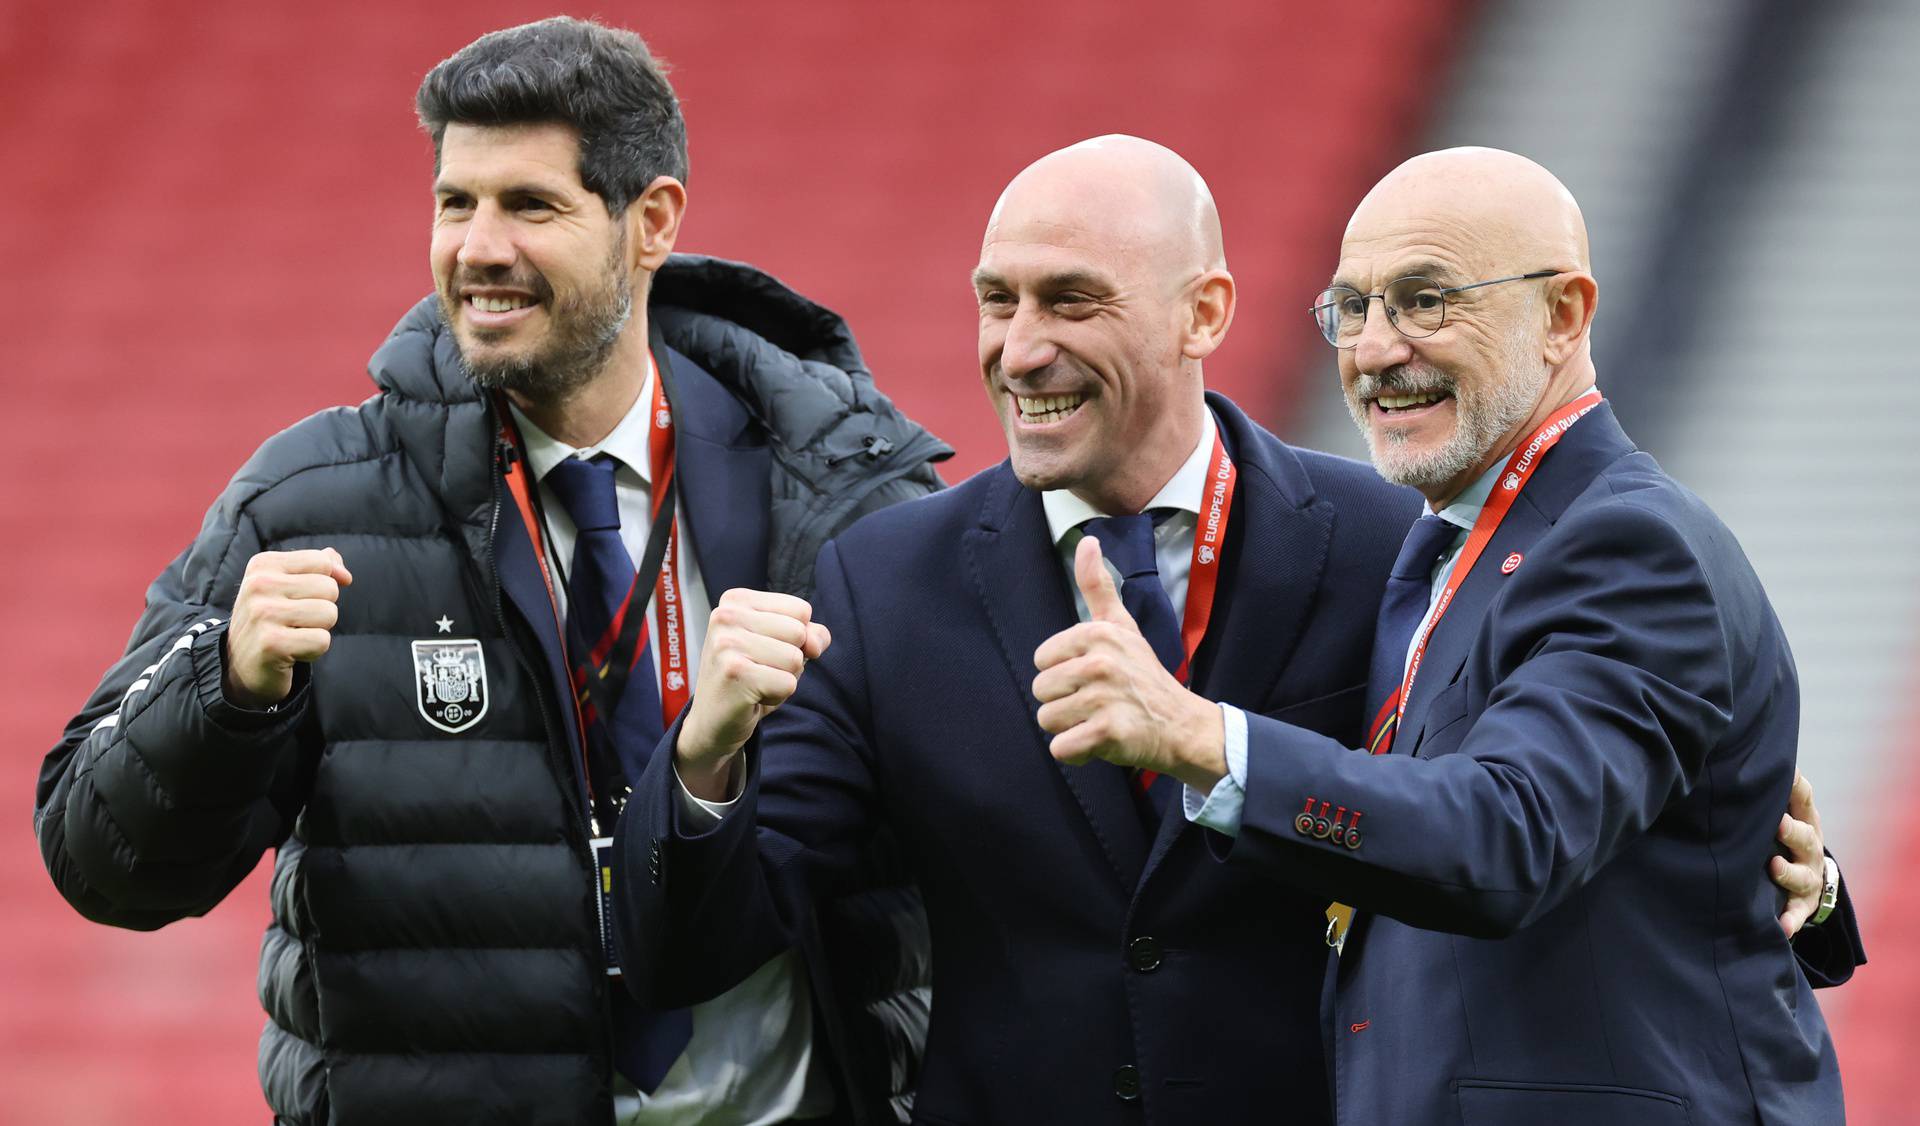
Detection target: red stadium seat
<box><xmin>0</xmin><ymin>2</ymin><xmax>1463</xmax><ymax>1118</ymax></box>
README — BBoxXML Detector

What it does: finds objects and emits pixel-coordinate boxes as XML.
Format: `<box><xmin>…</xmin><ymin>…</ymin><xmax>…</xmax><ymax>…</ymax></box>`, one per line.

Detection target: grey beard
<box><xmin>1348</xmin><ymin>331</ymin><xmax>1547</xmax><ymax>492</ymax></box>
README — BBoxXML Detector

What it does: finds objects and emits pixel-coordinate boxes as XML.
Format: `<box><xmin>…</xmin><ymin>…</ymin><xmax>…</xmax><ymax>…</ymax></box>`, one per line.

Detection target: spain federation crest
<box><xmin>412</xmin><ymin>639</ymin><xmax>489</xmax><ymax>734</ymax></box>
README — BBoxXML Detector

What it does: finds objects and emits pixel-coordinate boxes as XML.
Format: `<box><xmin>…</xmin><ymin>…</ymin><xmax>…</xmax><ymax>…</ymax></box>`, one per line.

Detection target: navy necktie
<box><xmin>1080</xmin><ymin>511</ymin><xmax>1184</xmax><ymax>676</ymax></box>
<box><xmin>1365</xmin><ymin>513</ymin><xmax>1461</xmax><ymax>754</ymax></box>
<box><xmin>544</xmin><ymin>455</ymin><xmax>668</xmax><ymax>786</ymax></box>
<box><xmin>1080</xmin><ymin>512</ymin><xmax>1184</xmax><ymax>819</ymax></box>
<box><xmin>545</xmin><ymin>455</ymin><xmax>629</xmax><ymax>645</ymax></box>
<box><xmin>542</xmin><ymin>454</ymin><xmax>688</xmax><ymax>1093</ymax></box>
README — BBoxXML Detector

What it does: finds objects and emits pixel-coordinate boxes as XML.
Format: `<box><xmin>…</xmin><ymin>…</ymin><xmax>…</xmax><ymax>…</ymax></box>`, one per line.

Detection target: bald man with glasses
<box><xmin>1060</xmin><ymin>147</ymin><xmax>1863</xmax><ymax>1124</ymax></box>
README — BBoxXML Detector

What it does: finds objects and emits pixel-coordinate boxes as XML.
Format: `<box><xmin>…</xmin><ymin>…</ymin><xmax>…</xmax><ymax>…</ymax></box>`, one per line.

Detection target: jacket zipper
<box><xmin>488</xmin><ymin>436</ymin><xmax>616</xmax><ymax>1085</ymax></box>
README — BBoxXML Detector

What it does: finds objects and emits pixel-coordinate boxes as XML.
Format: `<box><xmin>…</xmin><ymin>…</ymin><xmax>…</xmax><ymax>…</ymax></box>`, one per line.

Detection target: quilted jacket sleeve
<box><xmin>35</xmin><ymin>498</ymin><xmax>316</xmax><ymax>931</ymax></box>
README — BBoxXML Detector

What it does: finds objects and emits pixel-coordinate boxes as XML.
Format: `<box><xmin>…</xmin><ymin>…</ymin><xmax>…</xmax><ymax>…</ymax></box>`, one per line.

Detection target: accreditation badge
<box><xmin>411</xmin><ymin>639</ymin><xmax>489</xmax><ymax>734</ymax></box>
<box><xmin>592</xmin><ymin>835</ymin><xmax>622</xmax><ymax>977</ymax></box>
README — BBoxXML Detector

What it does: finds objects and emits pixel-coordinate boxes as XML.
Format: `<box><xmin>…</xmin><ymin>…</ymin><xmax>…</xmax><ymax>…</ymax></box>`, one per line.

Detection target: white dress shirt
<box><xmin>1038</xmin><ymin>412</ymin><xmax>1218</xmax><ymax>624</ymax></box>
<box><xmin>511</xmin><ymin>362</ymin><xmax>829</xmax><ymax>1124</ymax></box>
<box><xmin>1185</xmin><ymin>457</ymin><xmax>1505</xmax><ymax>835</ymax></box>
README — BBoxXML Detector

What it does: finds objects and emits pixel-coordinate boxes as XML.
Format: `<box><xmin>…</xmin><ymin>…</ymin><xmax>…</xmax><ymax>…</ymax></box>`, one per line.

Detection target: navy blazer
<box><xmin>615</xmin><ymin>393</ymin><xmax>1421</xmax><ymax>1125</ymax></box>
<box><xmin>1224</xmin><ymin>404</ymin><xmax>1853</xmax><ymax>1125</ymax></box>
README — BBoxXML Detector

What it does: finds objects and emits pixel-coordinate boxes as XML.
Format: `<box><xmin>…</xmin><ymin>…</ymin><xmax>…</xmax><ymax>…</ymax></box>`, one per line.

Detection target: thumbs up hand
<box><xmin>1070</xmin><ymin>530</ymin><xmax>1140</xmax><ymax>628</ymax></box>
<box><xmin>1032</xmin><ymin>536</ymin><xmax>1226</xmax><ymax>790</ymax></box>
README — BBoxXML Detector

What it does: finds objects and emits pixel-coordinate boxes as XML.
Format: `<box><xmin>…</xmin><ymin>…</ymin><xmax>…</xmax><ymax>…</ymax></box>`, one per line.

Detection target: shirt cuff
<box><xmin>1183</xmin><ymin>703</ymin><xmax>1248</xmax><ymax>836</ymax></box>
<box><xmin>672</xmin><ymin>750</ymin><xmax>747</xmax><ymax>828</ymax></box>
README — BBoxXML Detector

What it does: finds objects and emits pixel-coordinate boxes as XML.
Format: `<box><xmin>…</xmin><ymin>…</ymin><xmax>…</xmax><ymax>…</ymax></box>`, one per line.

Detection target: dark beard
<box><xmin>443</xmin><ymin>242</ymin><xmax>632</xmax><ymax>403</ymax></box>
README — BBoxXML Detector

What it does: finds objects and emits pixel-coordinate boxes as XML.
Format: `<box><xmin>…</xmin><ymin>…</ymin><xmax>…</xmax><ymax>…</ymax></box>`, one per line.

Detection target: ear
<box><xmin>1181</xmin><ymin>269</ymin><xmax>1237</xmax><ymax>361</ymax></box>
<box><xmin>1541</xmin><ymin>271</ymin><xmax>1597</xmax><ymax>365</ymax></box>
<box><xmin>625</xmin><ymin>175</ymin><xmax>688</xmax><ymax>274</ymax></box>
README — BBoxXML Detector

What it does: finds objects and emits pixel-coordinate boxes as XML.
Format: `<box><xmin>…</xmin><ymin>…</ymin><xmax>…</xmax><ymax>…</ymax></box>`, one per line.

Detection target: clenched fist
<box><xmin>675</xmin><ymin>588</ymin><xmax>831</xmax><ymax>799</ymax></box>
<box><xmin>223</xmin><ymin>548</ymin><xmax>353</xmax><ymax>708</ymax></box>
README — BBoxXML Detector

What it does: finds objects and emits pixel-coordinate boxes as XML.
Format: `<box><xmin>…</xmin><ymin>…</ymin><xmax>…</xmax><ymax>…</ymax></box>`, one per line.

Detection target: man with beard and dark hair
<box><xmin>35</xmin><ymin>16</ymin><xmax>945</xmax><ymax>1125</ymax></box>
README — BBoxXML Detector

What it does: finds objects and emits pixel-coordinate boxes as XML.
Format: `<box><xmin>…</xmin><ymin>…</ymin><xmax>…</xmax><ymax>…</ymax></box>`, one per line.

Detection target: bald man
<box><xmin>610</xmin><ymin>136</ymin><xmax>1420</xmax><ymax>1123</ymax></box>
<box><xmin>1055</xmin><ymin>147</ymin><xmax>1857</xmax><ymax>1123</ymax></box>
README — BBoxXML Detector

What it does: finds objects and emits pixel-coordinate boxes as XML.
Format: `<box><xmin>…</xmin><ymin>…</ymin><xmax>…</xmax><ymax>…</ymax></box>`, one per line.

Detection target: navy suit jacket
<box><xmin>615</xmin><ymin>393</ymin><xmax>1422</xmax><ymax>1125</ymax></box>
<box><xmin>1224</xmin><ymin>403</ymin><xmax>1855</xmax><ymax>1125</ymax></box>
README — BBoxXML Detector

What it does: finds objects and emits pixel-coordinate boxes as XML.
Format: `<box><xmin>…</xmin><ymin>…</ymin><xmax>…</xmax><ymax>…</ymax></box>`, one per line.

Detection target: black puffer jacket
<box><xmin>35</xmin><ymin>255</ymin><xmax>948</xmax><ymax>1125</ymax></box>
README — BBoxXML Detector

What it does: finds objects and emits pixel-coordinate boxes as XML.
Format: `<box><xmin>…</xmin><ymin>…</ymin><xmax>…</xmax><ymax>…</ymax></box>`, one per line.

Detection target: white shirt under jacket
<box><xmin>512</xmin><ymin>357</ymin><xmax>830</xmax><ymax>1124</ymax></box>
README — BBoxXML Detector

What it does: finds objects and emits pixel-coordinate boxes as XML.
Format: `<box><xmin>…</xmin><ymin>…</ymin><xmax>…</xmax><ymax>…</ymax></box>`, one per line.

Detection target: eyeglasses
<box><xmin>1310</xmin><ymin>271</ymin><xmax>1560</xmax><ymax>348</ymax></box>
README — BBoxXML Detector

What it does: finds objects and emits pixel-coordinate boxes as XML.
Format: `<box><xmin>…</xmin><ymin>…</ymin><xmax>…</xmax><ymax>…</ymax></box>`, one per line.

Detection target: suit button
<box><xmin>1127</xmin><ymin>935</ymin><xmax>1162</xmax><ymax>973</ymax></box>
<box><xmin>1113</xmin><ymin>1064</ymin><xmax>1141</xmax><ymax>1101</ymax></box>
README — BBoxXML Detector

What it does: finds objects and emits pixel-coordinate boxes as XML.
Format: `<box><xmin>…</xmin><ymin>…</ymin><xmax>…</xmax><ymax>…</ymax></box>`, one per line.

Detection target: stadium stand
<box><xmin>1</xmin><ymin>1</ymin><xmax>1463</xmax><ymax>1120</ymax></box>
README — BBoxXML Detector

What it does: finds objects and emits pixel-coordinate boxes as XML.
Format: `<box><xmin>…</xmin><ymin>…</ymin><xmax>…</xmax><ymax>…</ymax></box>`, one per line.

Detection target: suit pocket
<box><xmin>1406</xmin><ymin>678</ymin><xmax>1472</xmax><ymax>758</ymax></box>
<box><xmin>1454</xmin><ymin>1079</ymin><xmax>1691</xmax><ymax>1126</ymax></box>
<box><xmin>1262</xmin><ymin>680</ymin><xmax>1368</xmax><ymax>741</ymax></box>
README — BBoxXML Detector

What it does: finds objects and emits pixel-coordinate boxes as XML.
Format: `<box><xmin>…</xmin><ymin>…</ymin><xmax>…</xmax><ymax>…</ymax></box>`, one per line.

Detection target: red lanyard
<box><xmin>1330</xmin><ymin>388</ymin><xmax>1603</xmax><ymax>956</ymax></box>
<box><xmin>497</xmin><ymin>356</ymin><xmax>692</xmax><ymax>797</ymax></box>
<box><xmin>643</xmin><ymin>363</ymin><xmax>692</xmax><ymax>726</ymax></box>
<box><xmin>1127</xmin><ymin>429</ymin><xmax>1235</xmax><ymax>793</ymax></box>
<box><xmin>1394</xmin><ymin>388</ymin><xmax>1604</xmax><ymax>729</ymax></box>
<box><xmin>1175</xmin><ymin>429</ymin><xmax>1237</xmax><ymax>684</ymax></box>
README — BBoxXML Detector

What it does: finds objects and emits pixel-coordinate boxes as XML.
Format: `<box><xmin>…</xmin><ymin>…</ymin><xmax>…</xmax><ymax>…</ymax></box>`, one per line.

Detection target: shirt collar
<box><xmin>1428</xmin><ymin>453</ymin><xmax>1506</xmax><ymax>533</ymax></box>
<box><xmin>511</xmin><ymin>354</ymin><xmax>658</xmax><ymax>485</ymax></box>
<box><xmin>1040</xmin><ymin>410</ymin><xmax>1217</xmax><ymax>546</ymax></box>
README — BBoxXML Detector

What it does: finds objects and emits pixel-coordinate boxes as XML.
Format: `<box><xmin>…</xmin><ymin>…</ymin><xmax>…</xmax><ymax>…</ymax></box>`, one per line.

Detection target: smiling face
<box><xmin>973</xmin><ymin>138</ymin><xmax>1230</xmax><ymax>515</ymax></box>
<box><xmin>974</xmin><ymin>231</ymin><xmax>1190</xmax><ymax>507</ymax></box>
<box><xmin>430</xmin><ymin>122</ymin><xmax>634</xmax><ymax>401</ymax></box>
<box><xmin>1332</xmin><ymin>257</ymin><xmax>1550</xmax><ymax>494</ymax></box>
<box><xmin>1332</xmin><ymin>148</ymin><xmax>1597</xmax><ymax>504</ymax></box>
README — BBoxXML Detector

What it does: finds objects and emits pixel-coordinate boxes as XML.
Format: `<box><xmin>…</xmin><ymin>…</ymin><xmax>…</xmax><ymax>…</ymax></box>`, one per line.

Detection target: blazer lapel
<box><xmin>964</xmin><ymin>466</ymin><xmax>1152</xmax><ymax>888</ymax></box>
<box><xmin>656</xmin><ymin>340</ymin><xmax>771</xmax><ymax>601</ymax></box>
<box><xmin>1398</xmin><ymin>401</ymin><xmax>1638</xmax><ymax>752</ymax></box>
<box><xmin>493</xmin><ymin>487</ymin><xmax>587</xmax><ymax>791</ymax></box>
<box><xmin>1397</xmin><ymin>501</ymin><xmax>1546</xmax><ymax>753</ymax></box>
<box><xmin>1188</xmin><ymin>397</ymin><xmax>1338</xmax><ymax>711</ymax></box>
<box><xmin>1136</xmin><ymin>396</ymin><xmax>1337</xmax><ymax>889</ymax></box>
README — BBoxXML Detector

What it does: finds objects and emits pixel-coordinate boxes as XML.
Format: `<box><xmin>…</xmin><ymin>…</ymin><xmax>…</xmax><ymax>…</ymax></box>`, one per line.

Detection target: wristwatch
<box><xmin>1806</xmin><ymin>855</ymin><xmax>1840</xmax><ymax>928</ymax></box>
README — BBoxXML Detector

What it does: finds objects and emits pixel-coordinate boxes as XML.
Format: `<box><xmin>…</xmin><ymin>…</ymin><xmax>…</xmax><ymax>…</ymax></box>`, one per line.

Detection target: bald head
<box><xmin>1330</xmin><ymin>147</ymin><xmax>1602</xmax><ymax>507</ymax></box>
<box><xmin>986</xmin><ymin>134</ymin><xmax>1225</xmax><ymax>278</ymax></box>
<box><xmin>972</xmin><ymin>135</ymin><xmax>1237</xmax><ymax>516</ymax></box>
<box><xmin>1345</xmin><ymin>147</ymin><xmax>1589</xmax><ymax>278</ymax></box>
